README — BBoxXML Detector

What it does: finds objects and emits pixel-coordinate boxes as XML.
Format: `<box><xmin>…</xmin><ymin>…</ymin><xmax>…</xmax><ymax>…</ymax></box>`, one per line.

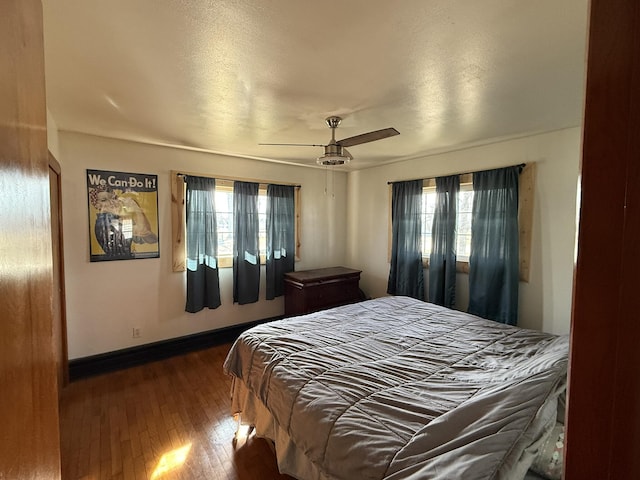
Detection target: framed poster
<box><xmin>87</xmin><ymin>169</ymin><xmax>160</xmax><ymax>261</ymax></box>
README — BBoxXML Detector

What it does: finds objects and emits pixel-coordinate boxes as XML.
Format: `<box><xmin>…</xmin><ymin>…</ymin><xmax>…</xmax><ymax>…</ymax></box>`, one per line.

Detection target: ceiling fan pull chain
<box><xmin>332</xmin><ymin>167</ymin><xmax>335</xmax><ymax>199</ymax></box>
<box><xmin>324</xmin><ymin>166</ymin><xmax>328</xmax><ymax>196</ymax></box>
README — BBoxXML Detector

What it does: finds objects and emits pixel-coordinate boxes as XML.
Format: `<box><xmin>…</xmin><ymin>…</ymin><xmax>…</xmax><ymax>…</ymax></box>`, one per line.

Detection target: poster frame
<box><xmin>86</xmin><ymin>169</ymin><xmax>160</xmax><ymax>262</ymax></box>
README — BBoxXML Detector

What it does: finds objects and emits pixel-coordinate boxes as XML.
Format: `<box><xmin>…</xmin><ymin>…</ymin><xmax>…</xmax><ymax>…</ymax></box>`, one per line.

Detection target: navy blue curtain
<box><xmin>468</xmin><ymin>166</ymin><xmax>521</xmax><ymax>325</ymax></box>
<box><xmin>184</xmin><ymin>176</ymin><xmax>221</xmax><ymax>313</ymax></box>
<box><xmin>233</xmin><ymin>181</ymin><xmax>260</xmax><ymax>304</ymax></box>
<box><xmin>428</xmin><ymin>175</ymin><xmax>460</xmax><ymax>307</ymax></box>
<box><xmin>387</xmin><ymin>179</ymin><xmax>425</xmax><ymax>300</ymax></box>
<box><xmin>266</xmin><ymin>184</ymin><xmax>295</xmax><ymax>300</ymax></box>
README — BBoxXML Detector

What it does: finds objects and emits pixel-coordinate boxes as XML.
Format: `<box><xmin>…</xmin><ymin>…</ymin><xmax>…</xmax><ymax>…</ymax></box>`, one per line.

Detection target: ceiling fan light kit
<box><xmin>317</xmin><ymin>155</ymin><xmax>351</xmax><ymax>166</ymax></box>
<box><xmin>260</xmin><ymin>115</ymin><xmax>399</xmax><ymax>165</ymax></box>
<box><xmin>317</xmin><ymin>140</ymin><xmax>352</xmax><ymax>166</ymax></box>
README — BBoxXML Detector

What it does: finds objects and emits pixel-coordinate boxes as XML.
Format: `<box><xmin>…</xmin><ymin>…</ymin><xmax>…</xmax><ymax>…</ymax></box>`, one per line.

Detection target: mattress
<box><xmin>223</xmin><ymin>296</ymin><xmax>568</xmax><ymax>480</ymax></box>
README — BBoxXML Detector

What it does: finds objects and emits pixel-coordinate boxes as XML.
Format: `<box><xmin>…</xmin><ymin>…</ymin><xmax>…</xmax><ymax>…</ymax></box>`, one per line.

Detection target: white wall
<box><xmin>346</xmin><ymin>128</ymin><xmax>581</xmax><ymax>335</ymax></box>
<box><xmin>61</xmin><ymin>128</ymin><xmax>578</xmax><ymax>358</ymax></box>
<box><xmin>60</xmin><ymin>132</ymin><xmax>348</xmax><ymax>359</ymax></box>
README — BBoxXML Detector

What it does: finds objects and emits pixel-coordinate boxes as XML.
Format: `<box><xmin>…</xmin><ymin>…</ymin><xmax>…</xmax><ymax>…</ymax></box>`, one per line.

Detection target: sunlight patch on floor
<box><xmin>150</xmin><ymin>443</ymin><xmax>192</xmax><ymax>479</ymax></box>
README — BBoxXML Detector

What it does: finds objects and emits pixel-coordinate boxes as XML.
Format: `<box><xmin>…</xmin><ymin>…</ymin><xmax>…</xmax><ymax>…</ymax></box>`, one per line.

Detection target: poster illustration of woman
<box><xmin>87</xmin><ymin>169</ymin><xmax>160</xmax><ymax>261</ymax></box>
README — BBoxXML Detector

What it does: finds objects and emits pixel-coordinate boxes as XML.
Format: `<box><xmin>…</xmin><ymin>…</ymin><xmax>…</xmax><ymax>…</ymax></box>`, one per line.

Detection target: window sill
<box><xmin>422</xmin><ymin>257</ymin><xmax>470</xmax><ymax>274</ymax></box>
<box><xmin>218</xmin><ymin>255</ymin><xmax>265</xmax><ymax>269</ymax></box>
<box><xmin>216</xmin><ymin>255</ymin><xmax>301</xmax><ymax>269</ymax></box>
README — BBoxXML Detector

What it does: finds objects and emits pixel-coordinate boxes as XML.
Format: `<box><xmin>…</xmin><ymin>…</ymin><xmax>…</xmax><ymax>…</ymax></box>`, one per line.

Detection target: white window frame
<box><xmin>418</xmin><ymin>174</ymin><xmax>473</xmax><ymax>272</ymax></box>
<box><xmin>212</xmin><ymin>181</ymin><xmax>269</xmax><ymax>268</ymax></box>
<box><xmin>420</xmin><ymin>177</ymin><xmax>474</xmax><ymax>266</ymax></box>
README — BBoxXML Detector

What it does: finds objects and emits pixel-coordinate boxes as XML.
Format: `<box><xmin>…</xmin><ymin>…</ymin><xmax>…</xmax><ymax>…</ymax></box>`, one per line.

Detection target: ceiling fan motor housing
<box><xmin>317</xmin><ymin>143</ymin><xmax>350</xmax><ymax>165</ymax></box>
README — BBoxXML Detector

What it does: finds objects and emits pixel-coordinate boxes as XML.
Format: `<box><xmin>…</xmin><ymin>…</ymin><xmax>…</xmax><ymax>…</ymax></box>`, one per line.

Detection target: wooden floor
<box><xmin>59</xmin><ymin>342</ymin><xmax>293</xmax><ymax>480</ymax></box>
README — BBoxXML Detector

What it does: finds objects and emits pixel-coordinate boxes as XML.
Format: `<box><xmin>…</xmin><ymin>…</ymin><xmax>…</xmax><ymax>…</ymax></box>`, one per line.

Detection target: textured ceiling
<box><xmin>42</xmin><ymin>0</ymin><xmax>589</xmax><ymax>170</ymax></box>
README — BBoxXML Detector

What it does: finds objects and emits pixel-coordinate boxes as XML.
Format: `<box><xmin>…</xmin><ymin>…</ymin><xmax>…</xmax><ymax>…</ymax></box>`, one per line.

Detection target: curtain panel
<box><xmin>265</xmin><ymin>184</ymin><xmax>295</xmax><ymax>299</ymax></box>
<box><xmin>468</xmin><ymin>165</ymin><xmax>521</xmax><ymax>325</ymax></box>
<box><xmin>184</xmin><ymin>176</ymin><xmax>221</xmax><ymax>313</ymax></box>
<box><xmin>387</xmin><ymin>179</ymin><xmax>425</xmax><ymax>300</ymax></box>
<box><xmin>233</xmin><ymin>181</ymin><xmax>261</xmax><ymax>304</ymax></box>
<box><xmin>428</xmin><ymin>175</ymin><xmax>460</xmax><ymax>307</ymax></box>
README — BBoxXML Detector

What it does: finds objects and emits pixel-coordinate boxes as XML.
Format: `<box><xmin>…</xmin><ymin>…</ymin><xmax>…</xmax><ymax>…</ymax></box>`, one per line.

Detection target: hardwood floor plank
<box><xmin>123</xmin><ymin>457</ymin><xmax>136</xmax><ymax>480</ymax></box>
<box><xmin>132</xmin><ymin>455</ymin><xmax>147</xmax><ymax>480</ymax></box>
<box><xmin>61</xmin><ymin>342</ymin><xmax>292</xmax><ymax>479</ymax></box>
<box><xmin>129</xmin><ymin>425</ymin><xmax>143</xmax><ymax>460</ymax></box>
<box><xmin>88</xmin><ymin>438</ymin><xmax>101</xmax><ymax>477</ymax></box>
<box><xmin>110</xmin><ymin>434</ymin><xmax>123</xmax><ymax>477</ymax></box>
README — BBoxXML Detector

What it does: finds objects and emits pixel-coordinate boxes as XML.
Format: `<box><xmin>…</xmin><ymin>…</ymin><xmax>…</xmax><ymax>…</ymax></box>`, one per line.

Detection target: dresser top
<box><xmin>284</xmin><ymin>266</ymin><xmax>361</xmax><ymax>283</ymax></box>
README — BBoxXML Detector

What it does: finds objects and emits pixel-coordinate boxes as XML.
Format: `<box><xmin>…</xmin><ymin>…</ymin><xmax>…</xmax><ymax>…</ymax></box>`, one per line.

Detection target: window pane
<box><xmin>214</xmin><ymin>186</ymin><xmax>269</xmax><ymax>260</ymax></box>
<box><xmin>258</xmin><ymin>190</ymin><xmax>267</xmax><ymax>255</ymax></box>
<box><xmin>257</xmin><ymin>194</ymin><xmax>267</xmax><ymax>214</ymax></box>
<box><xmin>422</xmin><ymin>234</ymin><xmax>432</xmax><ymax>255</ymax></box>
<box><xmin>420</xmin><ymin>187</ymin><xmax>475</xmax><ymax>260</ymax></box>
<box><xmin>421</xmin><ymin>190</ymin><xmax>436</xmax><ymax>256</ymax></box>
<box><xmin>215</xmin><ymin>190</ymin><xmax>233</xmax><ymax>211</ymax></box>
<box><xmin>424</xmin><ymin>212</ymin><xmax>434</xmax><ymax>231</ymax></box>
<box><xmin>457</xmin><ymin>190</ymin><xmax>474</xmax><ymax>259</ymax></box>
<box><xmin>457</xmin><ymin>234</ymin><xmax>472</xmax><ymax>259</ymax></box>
<box><xmin>457</xmin><ymin>212</ymin><xmax>473</xmax><ymax>235</ymax></box>
<box><xmin>216</xmin><ymin>212</ymin><xmax>233</xmax><ymax>233</ymax></box>
<box><xmin>424</xmin><ymin>192</ymin><xmax>437</xmax><ymax>213</ymax></box>
<box><xmin>218</xmin><ymin>232</ymin><xmax>233</xmax><ymax>256</ymax></box>
<box><xmin>458</xmin><ymin>189</ymin><xmax>474</xmax><ymax>212</ymax></box>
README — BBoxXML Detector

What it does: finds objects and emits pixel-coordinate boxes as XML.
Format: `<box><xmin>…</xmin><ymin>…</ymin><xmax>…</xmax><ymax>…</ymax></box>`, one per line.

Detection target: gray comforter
<box><xmin>223</xmin><ymin>296</ymin><xmax>568</xmax><ymax>480</ymax></box>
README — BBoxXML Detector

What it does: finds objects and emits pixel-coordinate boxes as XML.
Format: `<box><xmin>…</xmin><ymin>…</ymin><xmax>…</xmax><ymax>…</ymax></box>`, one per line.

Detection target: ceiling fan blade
<box><xmin>259</xmin><ymin>142</ymin><xmax>326</xmax><ymax>147</ymax></box>
<box><xmin>337</xmin><ymin>127</ymin><xmax>400</xmax><ymax>148</ymax></box>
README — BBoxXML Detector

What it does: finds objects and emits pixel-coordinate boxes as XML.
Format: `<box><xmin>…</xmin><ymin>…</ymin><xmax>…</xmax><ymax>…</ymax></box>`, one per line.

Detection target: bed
<box><xmin>223</xmin><ymin>296</ymin><xmax>568</xmax><ymax>480</ymax></box>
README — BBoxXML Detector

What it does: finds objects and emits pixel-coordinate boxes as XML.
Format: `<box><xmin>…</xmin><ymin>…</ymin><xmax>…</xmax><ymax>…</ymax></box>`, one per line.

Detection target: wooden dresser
<box><xmin>284</xmin><ymin>266</ymin><xmax>362</xmax><ymax>316</ymax></box>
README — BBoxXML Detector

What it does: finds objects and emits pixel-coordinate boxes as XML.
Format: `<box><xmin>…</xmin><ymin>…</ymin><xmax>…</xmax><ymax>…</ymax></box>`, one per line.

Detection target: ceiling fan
<box><xmin>260</xmin><ymin>116</ymin><xmax>400</xmax><ymax>165</ymax></box>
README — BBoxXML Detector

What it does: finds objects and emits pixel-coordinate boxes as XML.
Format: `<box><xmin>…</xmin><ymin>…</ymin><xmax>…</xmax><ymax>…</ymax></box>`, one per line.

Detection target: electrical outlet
<box><xmin>132</xmin><ymin>327</ymin><xmax>141</xmax><ymax>338</ymax></box>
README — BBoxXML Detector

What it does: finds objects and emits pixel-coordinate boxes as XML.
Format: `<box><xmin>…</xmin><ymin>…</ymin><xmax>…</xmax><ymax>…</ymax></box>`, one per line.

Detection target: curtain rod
<box><xmin>175</xmin><ymin>172</ymin><xmax>301</xmax><ymax>188</ymax></box>
<box><xmin>386</xmin><ymin>163</ymin><xmax>526</xmax><ymax>185</ymax></box>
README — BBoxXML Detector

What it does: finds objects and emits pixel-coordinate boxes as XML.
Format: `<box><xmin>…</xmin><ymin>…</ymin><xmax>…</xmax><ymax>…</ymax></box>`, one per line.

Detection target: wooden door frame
<box><xmin>49</xmin><ymin>151</ymin><xmax>69</xmax><ymax>388</ymax></box>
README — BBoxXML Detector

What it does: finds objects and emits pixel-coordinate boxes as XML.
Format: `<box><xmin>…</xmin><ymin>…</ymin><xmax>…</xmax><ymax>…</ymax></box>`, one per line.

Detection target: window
<box><xmin>456</xmin><ymin>185</ymin><xmax>474</xmax><ymax>260</ymax></box>
<box><xmin>171</xmin><ymin>171</ymin><xmax>300</xmax><ymax>272</ymax></box>
<box><xmin>388</xmin><ymin>164</ymin><xmax>535</xmax><ymax>282</ymax></box>
<box><xmin>421</xmin><ymin>178</ymin><xmax>474</xmax><ymax>263</ymax></box>
<box><xmin>215</xmin><ymin>184</ymin><xmax>234</xmax><ymax>258</ymax></box>
<box><xmin>420</xmin><ymin>186</ymin><xmax>436</xmax><ymax>257</ymax></box>
<box><xmin>213</xmin><ymin>181</ymin><xmax>269</xmax><ymax>268</ymax></box>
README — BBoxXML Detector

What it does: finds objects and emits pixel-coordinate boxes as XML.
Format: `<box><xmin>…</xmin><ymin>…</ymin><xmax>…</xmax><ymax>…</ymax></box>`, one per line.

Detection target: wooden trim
<box><xmin>518</xmin><ymin>163</ymin><xmax>535</xmax><ymax>282</ymax></box>
<box><xmin>48</xmin><ymin>151</ymin><xmax>62</xmax><ymax>175</ymax></box>
<box><xmin>171</xmin><ymin>170</ymin><xmax>186</xmax><ymax>271</ymax></box>
<box><xmin>68</xmin><ymin>317</ymin><xmax>283</xmax><ymax>380</ymax></box>
<box><xmin>564</xmin><ymin>0</ymin><xmax>640</xmax><ymax>477</ymax></box>
<box><xmin>49</xmin><ymin>151</ymin><xmax>69</xmax><ymax>388</ymax></box>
